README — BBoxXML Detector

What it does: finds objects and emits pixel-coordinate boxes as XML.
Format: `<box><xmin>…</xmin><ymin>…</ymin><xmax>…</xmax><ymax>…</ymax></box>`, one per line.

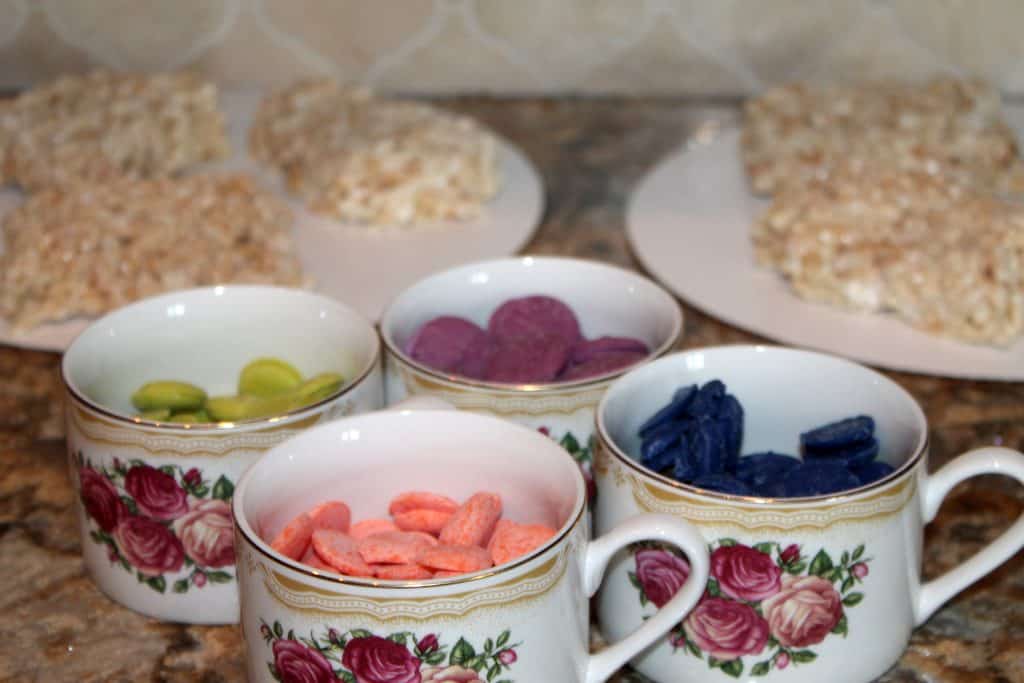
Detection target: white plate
<box><xmin>627</xmin><ymin>119</ymin><xmax>1024</xmax><ymax>382</ymax></box>
<box><xmin>0</xmin><ymin>91</ymin><xmax>543</xmax><ymax>352</ymax></box>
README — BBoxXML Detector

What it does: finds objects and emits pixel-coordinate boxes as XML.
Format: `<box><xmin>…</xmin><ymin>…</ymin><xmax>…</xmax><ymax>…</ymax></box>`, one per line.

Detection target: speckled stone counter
<box><xmin>1</xmin><ymin>98</ymin><xmax>1022</xmax><ymax>683</ymax></box>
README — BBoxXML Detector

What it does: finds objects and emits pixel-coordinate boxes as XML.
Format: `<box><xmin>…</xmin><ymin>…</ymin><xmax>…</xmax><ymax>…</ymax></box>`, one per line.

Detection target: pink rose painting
<box><xmin>79</xmin><ymin>466</ymin><xmax>126</xmax><ymax>532</ymax></box>
<box><xmin>761</xmin><ymin>575</ymin><xmax>844</xmax><ymax>648</ymax></box>
<box><xmin>173</xmin><ymin>499</ymin><xmax>235</xmax><ymax>568</ymax></box>
<box><xmin>630</xmin><ymin>539</ymin><xmax>871</xmax><ymax>677</ymax></box>
<box><xmin>273</xmin><ymin>639</ymin><xmax>339</xmax><ymax>683</ymax></box>
<box><xmin>73</xmin><ymin>452</ymin><xmax>236</xmax><ymax>594</ymax></box>
<box><xmin>710</xmin><ymin>545</ymin><xmax>782</xmax><ymax>602</ymax></box>
<box><xmin>633</xmin><ymin>548</ymin><xmax>691</xmax><ymax>608</ymax></box>
<box><xmin>261</xmin><ymin>622</ymin><xmax>521</xmax><ymax>683</ymax></box>
<box><xmin>125</xmin><ymin>464</ymin><xmax>188</xmax><ymax>520</ymax></box>
<box><xmin>114</xmin><ymin>515</ymin><xmax>185</xmax><ymax>576</ymax></box>
<box><xmin>684</xmin><ymin>597</ymin><xmax>769</xmax><ymax>660</ymax></box>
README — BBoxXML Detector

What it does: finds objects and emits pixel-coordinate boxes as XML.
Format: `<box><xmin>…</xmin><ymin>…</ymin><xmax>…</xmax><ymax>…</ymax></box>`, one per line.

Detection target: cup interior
<box><xmin>379</xmin><ymin>256</ymin><xmax>682</xmax><ymax>384</ymax></box>
<box><xmin>235</xmin><ymin>409</ymin><xmax>584</xmax><ymax>576</ymax></box>
<box><xmin>63</xmin><ymin>286</ymin><xmax>379</xmax><ymax>421</ymax></box>
<box><xmin>599</xmin><ymin>346</ymin><xmax>927</xmax><ymax>489</ymax></box>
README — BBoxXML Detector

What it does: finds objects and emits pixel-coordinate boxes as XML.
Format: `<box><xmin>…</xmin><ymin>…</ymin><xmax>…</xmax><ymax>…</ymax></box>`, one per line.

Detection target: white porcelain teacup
<box><xmin>592</xmin><ymin>345</ymin><xmax>1024</xmax><ymax>682</ymax></box>
<box><xmin>62</xmin><ymin>285</ymin><xmax>384</xmax><ymax>624</ymax></box>
<box><xmin>379</xmin><ymin>256</ymin><xmax>683</xmax><ymax>477</ymax></box>
<box><xmin>233</xmin><ymin>405</ymin><xmax>710</xmax><ymax>682</ymax></box>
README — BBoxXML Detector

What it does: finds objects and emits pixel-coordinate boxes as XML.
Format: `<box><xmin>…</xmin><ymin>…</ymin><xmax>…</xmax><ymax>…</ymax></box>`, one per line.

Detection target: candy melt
<box><xmin>636</xmin><ymin>380</ymin><xmax>895</xmax><ymax>498</ymax></box>
<box><xmin>406</xmin><ymin>295</ymin><xmax>650</xmax><ymax>383</ymax></box>
<box><xmin>266</xmin><ymin>490</ymin><xmax>558</xmax><ymax>580</ymax></box>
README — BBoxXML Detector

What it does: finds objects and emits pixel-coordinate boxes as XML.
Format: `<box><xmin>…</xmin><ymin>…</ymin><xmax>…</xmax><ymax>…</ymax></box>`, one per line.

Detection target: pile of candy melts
<box><xmin>267</xmin><ymin>491</ymin><xmax>558</xmax><ymax>580</ymax></box>
<box><xmin>637</xmin><ymin>380</ymin><xmax>896</xmax><ymax>497</ymax></box>
<box><xmin>406</xmin><ymin>295</ymin><xmax>650</xmax><ymax>383</ymax></box>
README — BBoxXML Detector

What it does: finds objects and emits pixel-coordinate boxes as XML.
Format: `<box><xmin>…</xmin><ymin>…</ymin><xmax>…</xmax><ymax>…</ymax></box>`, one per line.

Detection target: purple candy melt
<box><xmin>569</xmin><ymin>336</ymin><xmax>649</xmax><ymax>364</ymax></box>
<box><xmin>483</xmin><ymin>333</ymin><xmax>571</xmax><ymax>383</ymax></box>
<box><xmin>487</xmin><ymin>296</ymin><xmax>582</xmax><ymax>346</ymax></box>
<box><xmin>456</xmin><ymin>335</ymin><xmax>498</xmax><ymax>380</ymax></box>
<box><xmin>405</xmin><ymin>316</ymin><xmax>487</xmax><ymax>373</ymax></box>
<box><xmin>560</xmin><ymin>350</ymin><xmax>648</xmax><ymax>381</ymax></box>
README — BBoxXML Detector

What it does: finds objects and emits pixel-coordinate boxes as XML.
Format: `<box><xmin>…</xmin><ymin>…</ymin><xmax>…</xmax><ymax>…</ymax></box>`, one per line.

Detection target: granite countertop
<box><xmin>1</xmin><ymin>98</ymin><xmax>1022</xmax><ymax>683</ymax></box>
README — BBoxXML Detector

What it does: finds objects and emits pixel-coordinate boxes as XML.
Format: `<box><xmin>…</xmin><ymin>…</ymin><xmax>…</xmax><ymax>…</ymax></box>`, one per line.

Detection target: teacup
<box><xmin>62</xmin><ymin>285</ymin><xmax>383</xmax><ymax>624</ymax></box>
<box><xmin>379</xmin><ymin>256</ymin><xmax>683</xmax><ymax>469</ymax></box>
<box><xmin>592</xmin><ymin>345</ymin><xmax>1024</xmax><ymax>682</ymax></box>
<box><xmin>233</xmin><ymin>406</ymin><xmax>710</xmax><ymax>682</ymax></box>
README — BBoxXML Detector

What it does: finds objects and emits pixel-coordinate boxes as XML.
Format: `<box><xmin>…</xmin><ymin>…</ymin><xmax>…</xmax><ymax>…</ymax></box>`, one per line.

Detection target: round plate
<box><xmin>627</xmin><ymin>124</ymin><xmax>1024</xmax><ymax>381</ymax></box>
<box><xmin>0</xmin><ymin>91</ymin><xmax>543</xmax><ymax>352</ymax></box>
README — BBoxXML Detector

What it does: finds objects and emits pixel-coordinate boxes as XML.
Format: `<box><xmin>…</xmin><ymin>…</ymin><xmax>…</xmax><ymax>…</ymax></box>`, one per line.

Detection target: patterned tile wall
<box><xmin>0</xmin><ymin>0</ymin><xmax>1022</xmax><ymax>95</ymax></box>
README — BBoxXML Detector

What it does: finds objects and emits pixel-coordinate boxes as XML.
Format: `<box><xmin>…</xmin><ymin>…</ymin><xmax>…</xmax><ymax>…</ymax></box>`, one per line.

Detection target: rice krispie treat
<box><xmin>249</xmin><ymin>81</ymin><xmax>500</xmax><ymax>227</ymax></box>
<box><xmin>0</xmin><ymin>175</ymin><xmax>304</xmax><ymax>330</ymax></box>
<box><xmin>0</xmin><ymin>70</ymin><xmax>229</xmax><ymax>192</ymax></box>
<box><xmin>753</xmin><ymin>163</ymin><xmax>1024</xmax><ymax>346</ymax></box>
<box><xmin>741</xmin><ymin>78</ymin><xmax>1024</xmax><ymax>196</ymax></box>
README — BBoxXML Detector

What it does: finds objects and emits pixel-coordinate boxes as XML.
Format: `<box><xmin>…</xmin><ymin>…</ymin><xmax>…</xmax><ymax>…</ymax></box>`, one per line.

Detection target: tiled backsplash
<box><xmin>1</xmin><ymin>0</ymin><xmax>1023</xmax><ymax>95</ymax></box>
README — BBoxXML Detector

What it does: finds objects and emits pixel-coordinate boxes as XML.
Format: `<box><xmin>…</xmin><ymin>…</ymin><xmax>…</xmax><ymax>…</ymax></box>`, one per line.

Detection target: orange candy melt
<box><xmin>488</xmin><ymin>519</ymin><xmax>557</xmax><ymax>566</ymax></box>
<box><xmin>270</xmin><ymin>512</ymin><xmax>314</xmax><ymax>560</ymax></box>
<box><xmin>439</xmin><ymin>492</ymin><xmax>502</xmax><ymax>547</ymax></box>
<box><xmin>267</xmin><ymin>488</ymin><xmax>553</xmax><ymax>581</ymax></box>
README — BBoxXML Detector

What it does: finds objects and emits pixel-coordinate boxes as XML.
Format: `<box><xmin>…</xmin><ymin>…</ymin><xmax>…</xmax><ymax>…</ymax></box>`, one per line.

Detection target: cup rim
<box><xmin>379</xmin><ymin>255</ymin><xmax>685</xmax><ymax>392</ymax></box>
<box><xmin>232</xmin><ymin>408</ymin><xmax>588</xmax><ymax>588</ymax></box>
<box><xmin>596</xmin><ymin>344</ymin><xmax>929</xmax><ymax>504</ymax></box>
<box><xmin>61</xmin><ymin>285</ymin><xmax>381</xmax><ymax>432</ymax></box>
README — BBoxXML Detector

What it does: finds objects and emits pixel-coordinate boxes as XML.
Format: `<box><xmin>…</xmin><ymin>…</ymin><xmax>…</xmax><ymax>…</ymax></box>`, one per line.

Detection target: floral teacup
<box><xmin>379</xmin><ymin>256</ymin><xmax>683</xmax><ymax>477</ymax></box>
<box><xmin>593</xmin><ymin>345</ymin><xmax>1024</xmax><ymax>682</ymax></box>
<box><xmin>233</xmin><ymin>406</ymin><xmax>710</xmax><ymax>682</ymax></box>
<box><xmin>63</xmin><ymin>285</ymin><xmax>384</xmax><ymax>624</ymax></box>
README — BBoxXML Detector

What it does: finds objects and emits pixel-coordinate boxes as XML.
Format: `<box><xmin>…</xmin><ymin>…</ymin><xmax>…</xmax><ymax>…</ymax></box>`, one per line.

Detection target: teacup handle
<box><xmin>916</xmin><ymin>446</ymin><xmax>1024</xmax><ymax>624</ymax></box>
<box><xmin>583</xmin><ymin>513</ymin><xmax>709</xmax><ymax>683</ymax></box>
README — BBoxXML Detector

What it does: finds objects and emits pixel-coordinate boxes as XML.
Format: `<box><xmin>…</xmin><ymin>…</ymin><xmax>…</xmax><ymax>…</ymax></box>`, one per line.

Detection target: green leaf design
<box><xmin>145</xmin><ymin>575</ymin><xmax>167</xmax><ymax>593</ymax></box>
<box><xmin>841</xmin><ymin>576</ymin><xmax>855</xmax><ymax>593</ymax></box>
<box><xmin>488</xmin><ymin>663</ymin><xmax>502</xmax><ymax>680</ymax></box>
<box><xmin>791</xmin><ymin>650</ymin><xmax>817</xmax><ymax>663</ymax></box>
<box><xmin>852</xmin><ymin>544</ymin><xmax>864</xmax><ymax>561</ymax></box>
<box><xmin>467</xmin><ymin>655</ymin><xmax>486</xmax><ymax>671</ymax></box>
<box><xmin>160</xmin><ymin>465</ymin><xmax>176</xmax><ymax>477</ymax></box>
<box><xmin>173</xmin><ymin>579</ymin><xmax>190</xmax><ymax>593</ymax></box>
<box><xmin>425</xmin><ymin>651</ymin><xmax>446</xmax><ymax>665</ymax></box>
<box><xmin>130</xmin><ymin>459</ymin><xmax>145</xmax><ymax>468</ymax></box>
<box><xmin>340</xmin><ymin>672</ymin><xmax>357</xmax><ymax>683</ymax></box>
<box><xmin>708</xmin><ymin>656</ymin><xmax>721</xmax><ymax>668</ymax></box>
<box><xmin>808</xmin><ymin>549</ymin><xmax>833</xmax><ymax>577</ymax></box>
<box><xmin>495</xmin><ymin>630</ymin><xmax>510</xmax><ymax>648</ymax></box>
<box><xmin>751</xmin><ymin>660</ymin><xmax>772</xmax><ymax>676</ymax></box>
<box><xmin>686</xmin><ymin>640</ymin><xmax>702</xmax><ymax>658</ymax></box>
<box><xmin>840</xmin><ymin>550</ymin><xmax>850</xmax><ymax>566</ymax></box>
<box><xmin>450</xmin><ymin>637</ymin><xmax>475</xmax><ymax>666</ymax></box>
<box><xmin>832</xmin><ymin>614</ymin><xmax>848</xmax><ymax>636</ymax></box>
<box><xmin>786</xmin><ymin>560</ymin><xmax>807</xmax><ymax>575</ymax></box>
<box><xmin>212</xmin><ymin>475</ymin><xmax>235</xmax><ymax>501</ymax></box>
<box><xmin>205</xmin><ymin>570</ymin><xmax>233</xmax><ymax>584</ymax></box>
<box><xmin>267</xmin><ymin>662</ymin><xmax>281</xmax><ymax>681</ymax></box>
<box><xmin>89</xmin><ymin>530</ymin><xmax>102</xmax><ymax>543</ymax></box>
<box><xmin>349</xmin><ymin>629</ymin><xmax>372</xmax><ymax>640</ymax></box>
<box><xmin>719</xmin><ymin>659</ymin><xmax>743</xmax><ymax>677</ymax></box>
<box><xmin>707</xmin><ymin>578</ymin><xmax>721</xmax><ymax>597</ymax></box>
<box><xmin>388</xmin><ymin>632</ymin><xmax>407</xmax><ymax>646</ymax></box>
<box><xmin>273</xmin><ymin>621</ymin><xmax>284</xmax><ymax>638</ymax></box>
<box><xmin>718</xmin><ymin>538</ymin><xmax>738</xmax><ymax>547</ymax></box>
<box><xmin>559</xmin><ymin>432</ymin><xmax>581</xmax><ymax>454</ymax></box>
<box><xmin>483</xmin><ymin>638</ymin><xmax>493</xmax><ymax>654</ymax></box>
<box><xmin>720</xmin><ymin>655</ymin><xmax>745</xmax><ymax>679</ymax></box>
<box><xmin>843</xmin><ymin>592</ymin><xmax>864</xmax><ymax>607</ymax></box>
<box><xmin>753</xmin><ymin>542</ymin><xmax>774</xmax><ymax>555</ymax></box>
<box><xmin>192</xmin><ymin>484</ymin><xmax>210</xmax><ymax>498</ymax></box>
<box><xmin>121</xmin><ymin>496</ymin><xmax>139</xmax><ymax>515</ymax></box>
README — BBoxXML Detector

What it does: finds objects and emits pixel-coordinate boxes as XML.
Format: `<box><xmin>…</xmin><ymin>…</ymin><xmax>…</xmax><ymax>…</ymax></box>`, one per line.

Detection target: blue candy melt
<box><xmin>717</xmin><ymin>394</ymin><xmax>744</xmax><ymax>472</ymax></box>
<box><xmin>638</xmin><ymin>385</ymin><xmax>697</xmax><ymax>437</ymax></box>
<box><xmin>805</xmin><ymin>437</ymin><xmax>880</xmax><ymax>469</ymax></box>
<box><xmin>852</xmin><ymin>460</ymin><xmax>895</xmax><ymax>485</ymax></box>
<box><xmin>690</xmin><ymin>473</ymin><xmax>752</xmax><ymax>496</ymax></box>
<box><xmin>735</xmin><ymin>451</ymin><xmax>801</xmax><ymax>490</ymax></box>
<box><xmin>686</xmin><ymin>380</ymin><xmax>726</xmax><ymax>418</ymax></box>
<box><xmin>800</xmin><ymin>415</ymin><xmax>875</xmax><ymax>450</ymax></box>
<box><xmin>783</xmin><ymin>462</ymin><xmax>862</xmax><ymax>497</ymax></box>
<box><xmin>690</xmin><ymin>415</ymin><xmax>727</xmax><ymax>476</ymax></box>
